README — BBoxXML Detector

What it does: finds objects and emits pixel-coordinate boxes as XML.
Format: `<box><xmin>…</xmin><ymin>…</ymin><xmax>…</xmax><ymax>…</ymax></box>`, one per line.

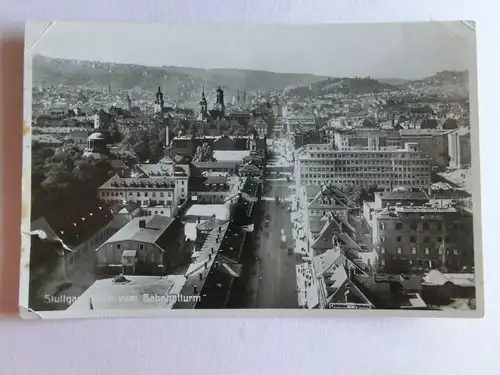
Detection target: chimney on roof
<box><xmin>208</xmin><ymin>253</ymin><xmax>212</xmax><ymax>260</ymax></box>
<box><xmin>138</xmin><ymin>219</ymin><xmax>146</xmax><ymax>228</ymax></box>
<box><xmin>204</xmin><ymin>262</ymin><xmax>208</xmax><ymax>270</ymax></box>
<box><xmin>197</xmin><ymin>216</ymin><xmax>201</xmax><ymax>223</ymax></box>
<box><xmin>193</xmin><ymin>285</ymin><xmax>198</xmax><ymax>294</ymax></box>
<box><xmin>199</xmin><ymin>273</ymin><xmax>203</xmax><ymax>281</ymax></box>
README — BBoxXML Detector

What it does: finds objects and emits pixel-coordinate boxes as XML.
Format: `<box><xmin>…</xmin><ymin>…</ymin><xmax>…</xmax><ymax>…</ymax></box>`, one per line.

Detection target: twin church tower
<box><xmin>153</xmin><ymin>85</ymin><xmax>226</xmax><ymax>122</ymax></box>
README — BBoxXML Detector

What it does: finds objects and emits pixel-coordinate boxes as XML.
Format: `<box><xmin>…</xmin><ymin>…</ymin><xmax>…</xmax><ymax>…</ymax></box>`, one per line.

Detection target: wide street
<box><xmin>242</xmin><ymin>137</ymin><xmax>299</xmax><ymax>309</ymax></box>
<box><xmin>252</xmin><ymin>179</ymin><xmax>298</xmax><ymax>308</ymax></box>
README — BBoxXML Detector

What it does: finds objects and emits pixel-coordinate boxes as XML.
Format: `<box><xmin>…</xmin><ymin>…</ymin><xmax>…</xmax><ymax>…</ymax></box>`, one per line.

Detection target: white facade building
<box><xmin>295</xmin><ymin>142</ymin><xmax>431</xmax><ymax>190</ymax></box>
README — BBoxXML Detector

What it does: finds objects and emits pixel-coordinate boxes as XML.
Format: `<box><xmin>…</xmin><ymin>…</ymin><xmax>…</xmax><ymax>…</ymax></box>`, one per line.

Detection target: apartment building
<box><xmin>448</xmin><ymin>127</ymin><xmax>471</xmax><ymax>169</ymax></box>
<box><xmin>98</xmin><ymin>175</ymin><xmax>181</xmax><ymax>216</ymax></box>
<box><xmin>331</xmin><ymin>128</ymin><xmax>452</xmax><ymax>167</ymax></box>
<box><xmin>295</xmin><ymin>142</ymin><xmax>431</xmax><ymax>190</ymax></box>
<box><xmin>371</xmin><ymin>202</ymin><xmax>474</xmax><ymax>273</ymax></box>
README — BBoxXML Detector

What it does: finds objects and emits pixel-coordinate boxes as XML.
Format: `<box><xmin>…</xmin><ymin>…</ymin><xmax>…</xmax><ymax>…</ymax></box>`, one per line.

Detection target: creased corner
<box><xmin>25</xmin><ymin>21</ymin><xmax>56</xmax><ymax>52</ymax></box>
<box><xmin>19</xmin><ymin>305</ymin><xmax>43</xmax><ymax>320</ymax></box>
<box><xmin>461</xmin><ymin>21</ymin><xmax>476</xmax><ymax>31</ymax></box>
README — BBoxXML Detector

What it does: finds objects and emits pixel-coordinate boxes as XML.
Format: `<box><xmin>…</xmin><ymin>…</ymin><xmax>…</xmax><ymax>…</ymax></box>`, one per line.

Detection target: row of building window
<box><xmin>380</xmin><ymin>235</ymin><xmax>453</xmax><ymax>243</ymax></box>
<box><xmin>380</xmin><ymin>247</ymin><xmax>458</xmax><ymax>255</ymax></box>
<box><xmin>103</xmin><ymin>198</ymin><xmax>173</xmax><ymax>207</ymax></box>
<box><xmin>380</xmin><ymin>222</ymin><xmax>448</xmax><ymax>231</ymax></box>
<box><xmin>303</xmin><ymin>166</ymin><xmax>429</xmax><ymax>172</ymax></box>
<box><xmin>302</xmin><ymin>179</ymin><xmax>427</xmax><ymax>186</ymax></box>
<box><xmin>301</xmin><ymin>173</ymin><xmax>429</xmax><ymax>179</ymax></box>
<box><xmin>102</xmin><ymin>191</ymin><xmax>173</xmax><ymax>197</ymax></box>
<box><xmin>306</xmin><ymin>153</ymin><xmax>426</xmax><ymax>159</ymax></box>
<box><xmin>300</xmin><ymin>159</ymin><xmax>429</xmax><ymax>166</ymax></box>
<box><xmin>115</xmin><ymin>243</ymin><xmax>144</xmax><ymax>250</ymax></box>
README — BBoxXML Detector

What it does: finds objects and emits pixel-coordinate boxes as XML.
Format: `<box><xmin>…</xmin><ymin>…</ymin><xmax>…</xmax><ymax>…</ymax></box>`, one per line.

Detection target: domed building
<box><xmin>83</xmin><ymin>132</ymin><xmax>109</xmax><ymax>159</ymax></box>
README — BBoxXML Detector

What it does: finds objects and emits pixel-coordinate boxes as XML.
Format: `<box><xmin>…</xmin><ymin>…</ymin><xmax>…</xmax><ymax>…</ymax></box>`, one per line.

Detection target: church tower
<box><xmin>154</xmin><ymin>86</ymin><xmax>164</xmax><ymax>114</ymax></box>
<box><xmin>126</xmin><ymin>94</ymin><xmax>132</xmax><ymax>111</ymax></box>
<box><xmin>198</xmin><ymin>86</ymin><xmax>208</xmax><ymax>121</ymax></box>
<box><xmin>215</xmin><ymin>86</ymin><xmax>225</xmax><ymax>116</ymax></box>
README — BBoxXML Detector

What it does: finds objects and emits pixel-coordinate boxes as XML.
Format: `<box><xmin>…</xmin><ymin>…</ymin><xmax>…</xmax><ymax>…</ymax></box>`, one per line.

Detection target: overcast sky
<box><xmin>26</xmin><ymin>21</ymin><xmax>473</xmax><ymax>79</ymax></box>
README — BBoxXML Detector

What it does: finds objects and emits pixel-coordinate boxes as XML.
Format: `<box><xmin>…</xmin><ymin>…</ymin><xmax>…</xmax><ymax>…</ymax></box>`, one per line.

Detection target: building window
<box><xmin>425</xmin><ymin>248</ymin><xmax>430</xmax><ymax>255</ymax></box>
<box><xmin>422</xmin><ymin>221</ymin><xmax>430</xmax><ymax>230</ymax></box>
<box><xmin>453</xmin><ymin>250</ymin><xmax>458</xmax><ymax>256</ymax></box>
<box><xmin>380</xmin><ymin>236</ymin><xmax>386</xmax><ymax>243</ymax></box>
<box><xmin>379</xmin><ymin>222</ymin><xmax>385</xmax><ymax>230</ymax></box>
<box><xmin>395</xmin><ymin>223</ymin><xmax>403</xmax><ymax>230</ymax></box>
<box><xmin>381</xmin><ymin>259</ymin><xmax>386</xmax><ymax>267</ymax></box>
<box><xmin>438</xmin><ymin>248</ymin><xmax>443</xmax><ymax>255</ymax></box>
<box><xmin>410</xmin><ymin>236</ymin><xmax>416</xmax><ymax>243</ymax></box>
<box><xmin>397</xmin><ymin>247</ymin><xmax>402</xmax><ymax>254</ymax></box>
<box><xmin>410</xmin><ymin>222</ymin><xmax>418</xmax><ymax>230</ymax></box>
<box><xmin>139</xmin><ymin>244</ymin><xmax>144</xmax><ymax>250</ymax></box>
<box><xmin>396</xmin><ymin>236</ymin><xmax>401</xmax><ymax>243</ymax></box>
<box><xmin>137</xmin><ymin>192</ymin><xmax>141</xmax><ymax>196</ymax></box>
<box><xmin>411</xmin><ymin>247</ymin><xmax>417</xmax><ymax>255</ymax></box>
<box><xmin>423</xmin><ymin>236</ymin><xmax>429</xmax><ymax>243</ymax></box>
<box><xmin>380</xmin><ymin>247</ymin><xmax>386</xmax><ymax>254</ymax></box>
<box><xmin>116</xmin><ymin>244</ymin><xmax>121</xmax><ymax>250</ymax></box>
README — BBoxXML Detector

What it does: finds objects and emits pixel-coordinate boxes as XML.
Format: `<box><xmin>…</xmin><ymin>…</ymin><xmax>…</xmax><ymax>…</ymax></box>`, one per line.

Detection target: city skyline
<box><xmin>26</xmin><ymin>21</ymin><xmax>472</xmax><ymax>79</ymax></box>
<box><xmin>21</xmin><ymin>21</ymin><xmax>480</xmax><ymax>318</ymax></box>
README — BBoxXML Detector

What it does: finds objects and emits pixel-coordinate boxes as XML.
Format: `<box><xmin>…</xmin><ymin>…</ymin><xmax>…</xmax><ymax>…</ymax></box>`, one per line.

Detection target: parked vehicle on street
<box><xmin>281</xmin><ymin>235</ymin><xmax>287</xmax><ymax>248</ymax></box>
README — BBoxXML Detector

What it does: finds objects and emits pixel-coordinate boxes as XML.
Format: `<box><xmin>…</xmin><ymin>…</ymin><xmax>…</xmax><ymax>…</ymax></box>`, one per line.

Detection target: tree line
<box><xmin>31</xmin><ymin>143</ymin><xmax>115</xmax><ymax>247</ymax></box>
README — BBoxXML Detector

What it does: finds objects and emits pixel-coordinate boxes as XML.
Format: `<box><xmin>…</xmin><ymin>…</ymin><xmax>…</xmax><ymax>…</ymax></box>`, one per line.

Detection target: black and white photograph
<box><xmin>20</xmin><ymin>21</ymin><xmax>482</xmax><ymax>318</ymax></box>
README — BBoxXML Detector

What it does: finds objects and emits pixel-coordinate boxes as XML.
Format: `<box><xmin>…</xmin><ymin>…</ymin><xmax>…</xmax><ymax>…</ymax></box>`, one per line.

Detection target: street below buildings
<box><xmin>229</xmin><ymin>138</ymin><xmax>299</xmax><ymax>309</ymax></box>
<box><xmin>252</xmin><ymin>188</ymin><xmax>298</xmax><ymax>308</ymax></box>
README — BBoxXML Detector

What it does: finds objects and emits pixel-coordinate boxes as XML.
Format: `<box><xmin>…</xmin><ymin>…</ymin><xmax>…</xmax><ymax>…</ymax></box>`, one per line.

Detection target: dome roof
<box><xmin>88</xmin><ymin>132</ymin><xmax>105</xmax><ymax>140</ymax></box>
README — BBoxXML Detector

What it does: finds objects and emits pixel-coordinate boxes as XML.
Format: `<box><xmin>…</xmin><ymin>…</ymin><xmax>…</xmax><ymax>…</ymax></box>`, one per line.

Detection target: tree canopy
<box><xmin>31</xmin><ymin>144</ymin><xmax>114</xmax><ymax>247</ymax></box>
<box><xmin>119</xmin><ymin>128</ymin><xmax>164</xmax><ymax>163</ymax></box>
<box><xmin>192</xmin><ymin>143</ymin><xmax>216</xmax><ymax>162</ymax></box>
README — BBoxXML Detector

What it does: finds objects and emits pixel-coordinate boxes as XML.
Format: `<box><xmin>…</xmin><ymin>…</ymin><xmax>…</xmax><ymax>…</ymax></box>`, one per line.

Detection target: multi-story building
<box><xmin>399</xmin><ymin>129</ymin><xmax>451</xmax><ymax>167</ymax></box>
<box><xmin>135</xmin><ymin>162</ymin><xmax>189</xmax><ymax>204</ymax></box>
<box><xmin>331</xmin><ymin>128</ymin><xmax>453</xmax><ymax>167</ymax></box>
<box><xmin>307</xmin><ymin>185</ymin><xmax>352</xmax><ymax>220</ymax></box>
<box><xmin>188</xmin><ymin>175</ymin><xmax>243</xmax><ymax>204</ymax></box>
<box><xmin>332</xmin><ymin>128</ymin><xmax>400</xmax><ymax>151</ymax></box>
<box><xmin>287</xmin><ymin>114</ymin><xmax>316</xmax><ymax>133</ymax></box>
<box><xmin>447</xmin><ymin>127</ymin><xmax>471</xmax><ymax>169</ymax></box>
<box><xmin>98</xmin><ymin>175</ymin><xmax>181</xmax><ymax>216</ymax></box>
<box><xmin>295</xmin><ymin>142</ymin><xmax>431</xmax><ymax>190</ymax></box>
<box><xmin>363</xmin><ymin>190</ymin><xmax>429</xmax><ymax>223</ymax></box>
<box><xmin>371</xmin><ymin>202</ymin><xmax>474</xmax><ymax>273</ymax></box>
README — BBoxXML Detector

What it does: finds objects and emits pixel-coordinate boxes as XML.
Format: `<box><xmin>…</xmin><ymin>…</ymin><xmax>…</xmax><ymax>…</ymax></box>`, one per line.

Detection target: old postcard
<box><xmin>20</xmin><ymin>21</ymin><xmax>482</xmax><ymax>319</ymax></box>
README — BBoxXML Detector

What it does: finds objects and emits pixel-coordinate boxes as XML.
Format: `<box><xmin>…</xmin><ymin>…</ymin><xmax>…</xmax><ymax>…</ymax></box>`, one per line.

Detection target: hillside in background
<box><xmin>287</xmin><ymin>77</ymin><xmax>399</xmax><ymax>97</ymax></box>
<box><xmin>287</xmin><ymin>70</ymin><xmax>469</xmax><ymax>98</ymax></box>
<box><xmin>404</xmin><ymin>70</ymin><xmax>469</xmax><ymax>92</ymax></box>
<box><xmin>32</xmin><ymin>55</ymin><xmax>330</xmax><ymax>97</ymax></box>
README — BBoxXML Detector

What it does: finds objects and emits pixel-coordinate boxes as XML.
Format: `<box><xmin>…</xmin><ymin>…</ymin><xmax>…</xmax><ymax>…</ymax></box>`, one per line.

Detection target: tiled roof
<box><xmin>136</xmin><ymin>164</ymin><xmax>171</xmax><ymax>177</ymax></box>
<box><xmin>176</xmin><ymin>221</ymin><xmax>230</xmax><ymax>307</ymax></box>
<box><xmin>311</xmin><ymin>219</ymin><xmax>341</xmax><ymax>251</ymax></box>
<box><xmin>99</xmin><ymin>174</ymin><xmax>176</xmax><ymax>189</ymax></box>
<box><xmin>102</xmin><ymin>215</ymin><xmax>175</xmax><ymax>246</ymax></box>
